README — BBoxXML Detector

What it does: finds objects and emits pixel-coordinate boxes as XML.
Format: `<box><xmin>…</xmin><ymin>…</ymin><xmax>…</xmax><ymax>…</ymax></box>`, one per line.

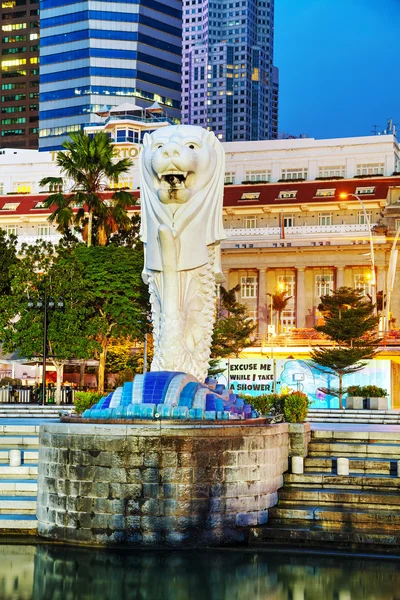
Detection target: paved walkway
<box><xmin>311</xmin><ymin>422</ymin><xmax>400</xmax><ymax>432</ymax></box>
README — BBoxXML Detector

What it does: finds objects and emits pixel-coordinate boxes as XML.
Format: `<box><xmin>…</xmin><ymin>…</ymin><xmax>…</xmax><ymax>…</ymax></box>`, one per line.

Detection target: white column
<box><xmin>258</xmin><ymin>268</ymin><xmax>267</xmax><ymax>339</ymax></box>
<box><xmin>377</xmin><ymin>266</ymin><xmax>386</xmax><ymax>294</ymax></box>
<box><xmin>336</xmin><ymin>267</ymin><xmax>345</xmax><ymax>288</ymax></box>
<box><xmin>296</xmin><ymin>268</ymin><xmax>306</xmax><ymax>327</ymax></box>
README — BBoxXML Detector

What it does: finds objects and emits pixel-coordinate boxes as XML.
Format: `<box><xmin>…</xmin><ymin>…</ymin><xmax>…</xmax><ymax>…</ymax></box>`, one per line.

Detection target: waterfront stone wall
<box><xmin>37</xmin><ymin>422</ymin><xmax>288</xmax><ymax>547</ymax></box>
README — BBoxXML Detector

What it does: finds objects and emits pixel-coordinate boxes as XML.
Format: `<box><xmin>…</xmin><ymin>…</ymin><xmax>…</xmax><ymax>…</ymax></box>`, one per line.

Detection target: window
<box><xmin>318</xmin><ymin>213</ymin><xmax>333</xmax><ymax>226</ymax></box>
<box><xmin>278</xmin><ymin>190</ymin><xmax>297</xmax><ymax>199</ymax></box>
<box><xmin>358</xmin><ymin>211</ymin><xmax>372</xmax><ymax>225</ymax></box>
<box><xmin>37</xmin><ymin>224</ymin><xmax>50</xmax><ymax>237</ymax></box>
<box><xmin>283</xmin><ymin>214</ymin><xmax>295</xmax><ymax>228</ymax></box>
<box><xmin>243</xmin><ymin>216</ymin><xmax>256</xmax><ymax>229</ymax></box>
<box><xmin>5</xmin><ymin>224</ymin><xmax>16</xmax><ymax>235</ymax></box>
<box><xmin>354</xmin><ymin>273</ymin><xmax>372</xmax><ymax>296</ymax></box>
<box><xmin>316</xmin><ymin>274</ymin><xmax>334</xmax><ymax>298</ymax></box>
<box><xmin>395</xmin><ymin>219</ymin><xmax>400</xmax><ymax>231</ymax></box>
<box><xmin>241</xmin><ymin>276</ymin><xmax>257</xmax><ymax>298</ymax></box>
<box><xmin>244</xmin><ymin>170</ymin><xmax>270</xmax><ymax>182</ymax></box>
<box><xmin>13</xmin><ymin>182</ymin><xmax>30</xmax><ymax>193</ymax></box>
<box><xmin>356</xmin><ymin>163</ymin><xmax>384</xmax><ymax>176</ymax></box>
<box><xmin>224</xmin><ymin>171</ymin><xmax>235</xmax><ymax>184</ymax></box>
<box><xmin>1</xmin><ymin>202</ymin><xmax>19</xmax><ymax>210</ymax></box>
<box><xmin>0</xmin><ymin>182</ymin><xmax>3</xmax><ymax>194</ymax></box>
<box><xmin>277</xmin><ymin>275</ymin><xmax>295</xmax><ymax>297</ymax></box>
<box><xmin>355</xmin><ymin>186</ymin><xmax>376</xmax><ymax>195</ymax></box>
<box><xmin>281</xmin><ymin>168</ymin><xmax>308</xmax><ymax>180</ymax></box>
<box><xmin>107</xmin><ymin>179</ymin><xmax>133</xmax><ymax>190</ymax></box>
<box><xmin>33</xmin><ymin>202</ymin><xmax>46</xmax><ymax>209</ymax></box>
<box><xmin>315</xmin><ymin>188</ymin><xmax>335</xmax><ymax>197</ymax></box>
<box><xmin>239</xmin><ymin>192</ymin><xmax>260</xmax><ymax>201</ymax></box>
<box><xmin>318</xmin><ymin>166</ymin><xmax>345</xmax><ymax>178</ymax></box>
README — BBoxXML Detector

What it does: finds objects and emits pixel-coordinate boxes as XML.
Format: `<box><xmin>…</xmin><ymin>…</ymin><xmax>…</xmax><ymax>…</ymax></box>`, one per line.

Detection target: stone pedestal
<box><xmin>37</xmin><ymin>422</ymin><xmax>289</xmax><ymax>547</ymax></box>
<box><xmin>288</xmin><ymin>423</ymin><xmax>311</xmax><ymax>457</ymax></box>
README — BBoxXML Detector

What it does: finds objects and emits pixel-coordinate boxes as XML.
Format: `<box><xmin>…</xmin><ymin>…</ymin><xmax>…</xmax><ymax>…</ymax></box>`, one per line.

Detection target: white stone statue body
<box><xmin>139</xmin><ymin>125</ymin><xmax>226</xmax><ymax>381</ymax></box>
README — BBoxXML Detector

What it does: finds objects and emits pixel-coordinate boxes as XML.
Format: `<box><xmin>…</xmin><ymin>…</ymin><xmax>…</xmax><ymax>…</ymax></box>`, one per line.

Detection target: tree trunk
<box><xmin>54</xmin><ymin>362</ymin><xmax>64</xmax><ymax>405</ymax></box>
<box><xmin>79</xmin><ymin>360</ymin><xmax>86</xmax><ymax>388</ymax></box>
<box><xmin>277</xmin><ymin>310</ymin><xmax>281</xmax><ymax>334</ymax></box>
<box><xmin>338</xmin><ymin>372</ymin><xmax>343</xmax><ymax>409</ymax></box>
<box><xmin>87</xmin><ymin>211</ymin><xmax>93</xmax><ymax>247</ymax></box>
<box><xmin>97</xmin><ymin>341</ymin><xmax>107</xmax><ymax>394</ymax></box>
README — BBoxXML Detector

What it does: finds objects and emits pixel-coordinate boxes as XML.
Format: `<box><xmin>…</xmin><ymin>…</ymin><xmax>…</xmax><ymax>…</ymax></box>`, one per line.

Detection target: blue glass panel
<box><xmin>178</xmin><ymin>382</ymin><xmax>199</xmax><ymax>408</ymax></box>
<box><xmin>171</xmin><ymin>406</ymin><xmax>188</xmax><ymax>420</ymax></box>
<box><xmin>204</xmin><ymin>411</ymin><xmax>216</xmax><ymax>420</ymax></box>
<box><xmin>40</xmin><ymin>68</ymin><xmax>180</xmax><ymax>91</ymax></box>
<box><xmin>205</xmin><ymin>394</ymin><xmax>217</xmax><ymax>411</ymax></box>
<box><xmin>41</xmin><ymin>0</ymin><xmax>181</xmax><ymax>20</ymax></box>
<box><xmin>142</xmin><ymin>371</ymin><xmax>180</xmax><ymax>404</ymax></box>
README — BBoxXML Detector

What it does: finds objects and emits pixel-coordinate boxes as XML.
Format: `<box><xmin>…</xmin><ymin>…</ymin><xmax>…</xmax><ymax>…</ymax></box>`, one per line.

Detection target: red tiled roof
<box><xmin>223</xmin><ymin>177</ymin><xmax>400</xmax><ymax>207</ymax></box>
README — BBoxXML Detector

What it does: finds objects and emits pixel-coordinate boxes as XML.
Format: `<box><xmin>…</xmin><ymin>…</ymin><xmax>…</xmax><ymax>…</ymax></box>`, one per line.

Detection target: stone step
<box><xmin>0</xmin><ymin>496</ymin><xmax>36</xmax><ymax>514</ymax></box>
<box><xmin>311</xmin><ymin>430</ymin><xmax>400</xmax><ymax>443</ymax></box>
<box><xmin>0</xmin><ymin>514</ymin><xmax>37</xmax><ymax>531</ymax></box>
<box><xmin>0</xmin><ymin>479</ymin><xmax>37</xmax><ymax>496</ymax></box>
<box><xmin>278</xmin><ymin>486</ymin><xmax>400</xmax><ymax>509</ymax></box>
<box><xmin>0</xmin><ymin>450</ymin><xmax>38</xmax><ymax>463</ymax></box>
<box><xmin>308</xmin><ymin>441</ymin><xmax>400</xmax><ymax>458</ymax></box>
<box><xmin>0</xmin><ymin>436</ymin><xmax>39</xmax><ymax>449</ymax></box>
<box><xmin>249</xmin><ymin>522</ymin><xmax>400</xmax><ymax>551</ymax></box>
<box><xmin>269</xmin><ymin>504</ymin><xmax>400</xmax><ymax>529</ymax></box>
<box><xmin>284</xmin><ymin>472</ymin><xmax>400</xmax><ymax>491</ymax></box>
<box><xmin>0</xmin><ymin>465</ymin><xmax>38</xmax><ymax>479</ymax></box>
<box><xmin>304</xmin><ymin>456</ymin><xmax>396</xmax><ymax>475</ymax></box>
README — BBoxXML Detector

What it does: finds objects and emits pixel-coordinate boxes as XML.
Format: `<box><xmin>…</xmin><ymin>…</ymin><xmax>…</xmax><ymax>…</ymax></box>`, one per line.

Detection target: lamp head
<box><xmin>339</xmin><ymin>193</ymin><xmax>348</xmax><ymax>200</ymax></box>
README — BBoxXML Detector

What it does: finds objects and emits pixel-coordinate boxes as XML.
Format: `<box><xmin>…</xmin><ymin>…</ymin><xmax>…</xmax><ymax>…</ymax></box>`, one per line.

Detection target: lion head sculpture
<box><xmin>139</xmin><ymin>125</ymin><xmax>225</xmax><ymax>274</ymax></box>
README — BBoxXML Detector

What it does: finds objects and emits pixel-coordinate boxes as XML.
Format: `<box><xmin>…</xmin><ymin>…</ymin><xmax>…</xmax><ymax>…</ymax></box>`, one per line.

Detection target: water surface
<box><xmin>1</xmin><ymin>544</ymin><xmax>399</xmax><ymax>600</ymax></box>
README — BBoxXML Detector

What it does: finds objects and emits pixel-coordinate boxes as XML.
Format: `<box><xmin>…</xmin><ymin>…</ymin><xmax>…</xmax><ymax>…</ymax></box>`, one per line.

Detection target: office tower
<box><xmin>0</xmin><ymin>0</ymin><xmax>39</xmax><ymax>149</ymax></box>
<box><xmin>181</xmin><ymin>0</ymin><xmax>278</xmax><ymax>142</ymax></box>
<box><xmin>39</xmin><ymin>0</ymin><xmax>182</xmax><ymax>151</ymax></box>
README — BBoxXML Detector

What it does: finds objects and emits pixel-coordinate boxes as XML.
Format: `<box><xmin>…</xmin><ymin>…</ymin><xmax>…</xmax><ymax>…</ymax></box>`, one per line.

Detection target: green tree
<box><xmin>310</xmin><ymin>286</ymin><xmax>380</xmax><ymax>408</ymax></box>
<box><xmin>39</xmin><ymin>131</ymin><xmax>134</xmax><ymax>247</ymax></box>
<box><xmin>0</xmin><ymin>229</ymin><xmax>17</xmax><ymax>297</ymax></box>
<box><xmin>268</xmin><ymin>290</ymin><xmax>293</xmax><ymax>334</ymax></box>
<box><xmin>0</xmin><ymin>241</ymin><xmax>97</xmax><ymax>404</ymax></box>
<box><xmin>211</xmin><ymin>285</ymin><xmax>257</xmax><ymax>362</ymax></box>
<box><xmin>70</xmin><ymin>245</ymin><xmax>150</xmax><ymax>393</ymax></box>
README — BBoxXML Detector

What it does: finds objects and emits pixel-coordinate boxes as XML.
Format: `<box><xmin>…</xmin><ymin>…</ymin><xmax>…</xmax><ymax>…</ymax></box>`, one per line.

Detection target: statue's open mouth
<box><xmin>157</xmin><ymin>170</ymin><xmax>189</xmax><ymax>189</ymax></box>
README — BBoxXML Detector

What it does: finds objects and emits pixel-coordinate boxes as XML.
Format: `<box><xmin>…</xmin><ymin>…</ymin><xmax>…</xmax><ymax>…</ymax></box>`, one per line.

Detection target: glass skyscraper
<box><xmin>39</xmin><ymin>0</ymin><xmax>182</xmax><ymax>151</ymax></box>
<box><xmin>181</xmin><ymin>0</ymin><xmax>278</xmax><ymax>142</ymax></box>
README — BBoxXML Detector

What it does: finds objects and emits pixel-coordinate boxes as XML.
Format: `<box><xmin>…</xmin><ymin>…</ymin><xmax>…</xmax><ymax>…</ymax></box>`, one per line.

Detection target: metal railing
<box><xmin>225</xmin><ymin>223</ymin><xmax>377</xmax><ymax>238</ymax></box>
<box><xmin>0</xmin><ymin>386</ymin><xmax>75</xmax><ymax>404</ymax></box>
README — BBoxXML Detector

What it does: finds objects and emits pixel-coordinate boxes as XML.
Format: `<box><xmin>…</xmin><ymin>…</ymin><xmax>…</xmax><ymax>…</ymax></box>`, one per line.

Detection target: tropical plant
<box><xmin>0</xmin><ymin>228</ymin><xmax>17</xmax><ymax>297</ymax></box>
<box><xmin>211</xmin><ymin>285</ymin><xmax>257</xmax><ymax>360</ymax></box>
<box><xmin>310</xmin><ymin>286</ymin><xmax>380</xmax><ymax>408</ymax></box>
<box><xmin>73</xmin><ymin>391</ymin><xmax>104</xmax><ymax>415</ymax></box>
<box><xmin>268</xmin><ymin>290</ymin><xmax>293</xmax><ymax>333</ymax></box>
<box><xmin>39</xmin><ymin>131</ymin><xmax>135</xmax><ymax>246</ymax></box>
<box><xmin>346</xmin><ymin>385</ymin><xmax>387</xmax><ymax>398</ymax></box>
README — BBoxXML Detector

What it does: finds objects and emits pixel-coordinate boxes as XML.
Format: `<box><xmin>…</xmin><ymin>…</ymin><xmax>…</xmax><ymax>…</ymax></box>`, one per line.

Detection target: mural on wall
<box><xmin>218</xmin><ymin>358</ymin><xmax>391</xmax><ymax>409</ymax></box>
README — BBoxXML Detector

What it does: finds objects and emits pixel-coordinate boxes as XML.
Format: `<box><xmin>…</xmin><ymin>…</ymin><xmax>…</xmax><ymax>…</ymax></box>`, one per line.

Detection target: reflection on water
<box><xmin>0</xmin><ymin>543</ymin><xmax>399</xmax><ymax>600</ymax></box>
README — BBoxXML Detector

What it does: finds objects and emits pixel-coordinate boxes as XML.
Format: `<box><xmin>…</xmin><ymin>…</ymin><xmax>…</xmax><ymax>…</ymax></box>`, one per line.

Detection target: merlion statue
<box><xmin>139</xmin><ymin>125</ymin><xmax>226</xmax><ymax>381</ymax></box>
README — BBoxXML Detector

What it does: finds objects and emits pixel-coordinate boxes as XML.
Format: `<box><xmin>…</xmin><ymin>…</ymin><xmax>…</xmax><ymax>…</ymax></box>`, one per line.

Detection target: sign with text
<box><xmin>218</xmin><ymin>359</ymin><xmax>277</xmax><ymax>395</ymax></box>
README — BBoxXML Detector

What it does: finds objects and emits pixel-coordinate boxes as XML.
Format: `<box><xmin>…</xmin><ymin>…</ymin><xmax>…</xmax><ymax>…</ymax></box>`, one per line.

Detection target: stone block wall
<box><xmin>37</xmin><ymin>422</ymin><xmax>288</xmax><ymax>547</ymax></box>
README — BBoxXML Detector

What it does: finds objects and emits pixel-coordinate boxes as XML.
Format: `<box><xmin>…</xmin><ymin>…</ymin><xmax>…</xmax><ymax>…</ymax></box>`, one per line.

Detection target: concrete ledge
<box><xmin>37</xmin><ymin>422</ymin><xmax>288</xmax><ymax>548</ymax></box>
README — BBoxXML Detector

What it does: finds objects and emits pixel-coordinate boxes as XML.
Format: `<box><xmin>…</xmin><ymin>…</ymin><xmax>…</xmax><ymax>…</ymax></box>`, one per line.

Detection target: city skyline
<box><xmin>276</xmin><ymin>0</ymin><xmax>399</xmax><ymax>139</ymax></box>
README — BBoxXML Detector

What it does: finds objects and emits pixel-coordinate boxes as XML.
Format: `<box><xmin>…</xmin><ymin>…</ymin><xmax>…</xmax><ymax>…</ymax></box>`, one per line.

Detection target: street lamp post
<box><xmin>28</xmin><ymin>292</ymin><xmax>64</xmax><ymax>405</ymax></box>
<box><xmin>384</xmin><ymin>227</ymin><xmax>400</xmax><ymax>331</ymax></box>
<box><xmin>340</xmin><ymin>192</ymin><xmax>377</xmax><ymax>314</ymax></box>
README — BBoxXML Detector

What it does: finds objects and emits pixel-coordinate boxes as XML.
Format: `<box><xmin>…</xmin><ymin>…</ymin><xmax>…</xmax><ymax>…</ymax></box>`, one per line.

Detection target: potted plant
<box><xmin>346</xmin><ymin>385</ymin><xmax>388</xmax><ymax>410</ymax></box>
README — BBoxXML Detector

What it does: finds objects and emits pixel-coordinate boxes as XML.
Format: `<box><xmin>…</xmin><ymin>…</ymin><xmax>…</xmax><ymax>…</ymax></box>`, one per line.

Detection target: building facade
<box><xmin>1</xmin><ymin>0</ymin><xmax>39</xmax><ymax>149</ymax></box>
<box><xmin>2</xmin><ymin>131</ymin><xmax>400</xmax><ymax>335</ymax></box>
<box><xmin>38</xmin><ymin>0</ymin><xmax>182</xmax><ymax>151</ymax></box>
<box><xmin>181</xmin><ymin>0</ymin><xmax>278</xmax><ymax>141</ymax></box>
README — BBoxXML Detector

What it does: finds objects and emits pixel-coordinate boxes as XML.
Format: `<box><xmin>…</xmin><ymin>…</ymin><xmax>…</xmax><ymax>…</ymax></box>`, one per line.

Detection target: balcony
<box><xmin>16</xmin><ymin>234</ymin><xmax>63</xmax><ymax>249</ymax></box>
<box><xmin>223</xmin><ymin>223</ymin><xmax>386</xmax><ymax>248</ymax></box>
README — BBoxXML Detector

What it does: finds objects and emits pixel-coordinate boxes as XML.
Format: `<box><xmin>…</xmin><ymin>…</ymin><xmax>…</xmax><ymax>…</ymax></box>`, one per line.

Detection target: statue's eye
<box><xmin>157</xmin><ymin>144</ymin><xmax>163</xmax><ymax>149</ymax></box>
<box><xmin>188</xmin><ymin>144</ymin><xmax>195</xmax><ymax>149</ymax></box>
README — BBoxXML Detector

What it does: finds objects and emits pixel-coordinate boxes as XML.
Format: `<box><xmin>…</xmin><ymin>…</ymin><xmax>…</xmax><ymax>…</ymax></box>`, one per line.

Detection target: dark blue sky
<box><xmin>275</xmin><ymin>0</ymin><xmax>399</xmax><ymax>139</ymax></box>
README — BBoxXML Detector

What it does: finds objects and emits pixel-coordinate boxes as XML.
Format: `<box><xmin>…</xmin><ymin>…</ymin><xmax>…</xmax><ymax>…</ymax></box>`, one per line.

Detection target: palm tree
<box><xmin>39</xmin><ymin>131</ymin><xmax>134</xmax><ymax>246</ymax></box>
<box><xmin>268</xmin><ymin>291</ymin><xmax>293</xmax><ymax>334</ymax></box>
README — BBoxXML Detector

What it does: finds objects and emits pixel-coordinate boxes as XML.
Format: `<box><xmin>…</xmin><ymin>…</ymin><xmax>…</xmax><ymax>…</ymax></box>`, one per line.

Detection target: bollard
<box><xmin>9</xmin><ymin>449</ymin><xmax>21</xmax><ymax>467</ymax></box>
<box><xmin>337</xmin><ymin>457</ymin><xmax>349</xmax><ymax>476</ymax></box>
<box><xmin>292</xmin><ymin>456</ymin><xmax>304</xmax><ymax>474</ymax></box>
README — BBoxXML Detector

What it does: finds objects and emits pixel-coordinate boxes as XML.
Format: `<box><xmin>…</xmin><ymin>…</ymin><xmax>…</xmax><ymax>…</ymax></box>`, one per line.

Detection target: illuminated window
<box><xmin>354</xmin><ymin>273</ymin><xmax>372</xmax><ymax>296</ymax></box>
<box><xmin>315</xmin><ymin>188</ymin><xmax>335</xmax><ymax>197</ymax></box>
<box><xmin>13</xmin><ymin>182</ymin><xmax>31</xmax><ymax>193</ymax></box>
<box><xmin>239</xmin><ymin>192</ymin><xmax>260</xmax><ymax>201</ymax></box>
<box><xmin>2</xmin><ymin>23</ymin><xmax>26</xmax><ymax>31</ymax></box>
<box><xmin>278</xmin><ymin>190</ymin><xmax>297</xmax><ymax>199</ymax></box>
<box><xmin>355</xmin><ymin>186</ymin><xmax>376</xmax><ymax>195</ymax></box>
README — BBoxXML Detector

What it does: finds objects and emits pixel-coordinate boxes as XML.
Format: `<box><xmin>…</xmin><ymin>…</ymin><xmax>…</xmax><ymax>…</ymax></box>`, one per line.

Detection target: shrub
<box><xmin>283</xmin><ymin>392</ymin><xmax>310</xmax><ymax>423</ymax></box>
<box><xmin>347</xmin><ymin>385</ymin><xmax>387</xmax><ymax>397</ymax></box>
<box><xmin>247</xmin><ymin>393</ymin><xmax>278</xmax><ymax>416</ymax></box>
<box><xmin>73</xmin><ymin>391</ymin><xmax>104</xmax><ymax>415</ymax></box>
<box><xmin>0</xmin><ymin>377</ymin><xmax>21</xmax><ymax>386</ymax></box>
